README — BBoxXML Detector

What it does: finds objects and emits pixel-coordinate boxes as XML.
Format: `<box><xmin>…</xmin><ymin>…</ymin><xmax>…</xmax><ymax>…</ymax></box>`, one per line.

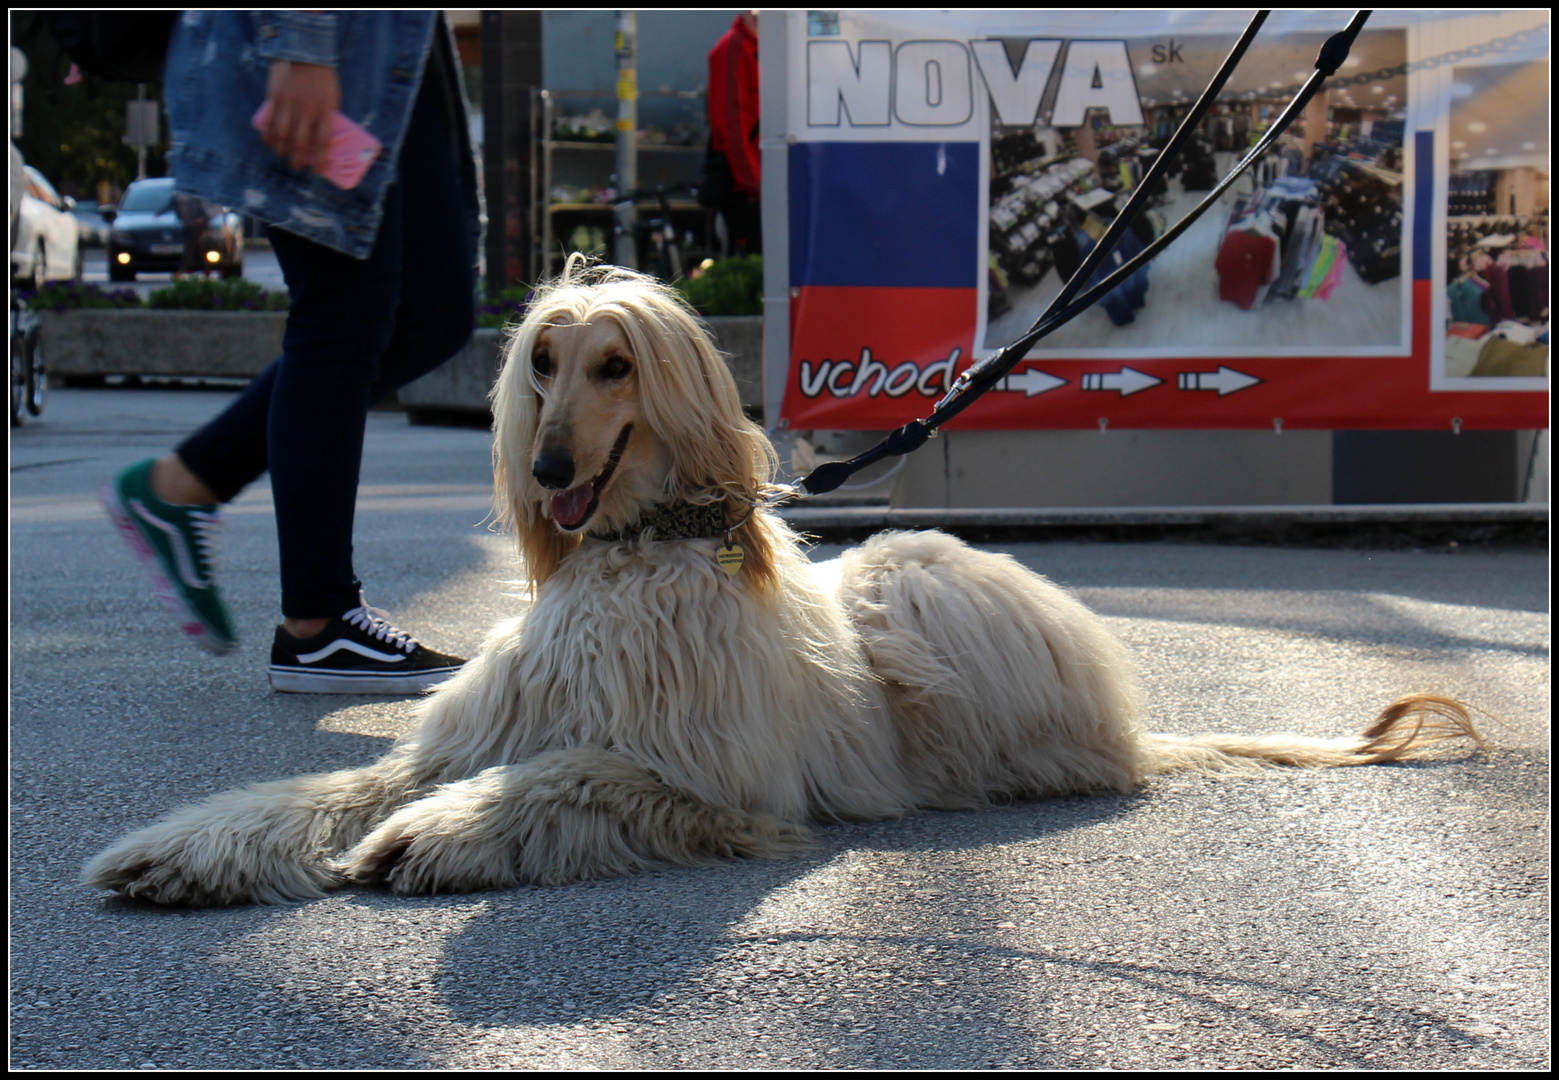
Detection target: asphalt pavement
<box><xmin>9</xmin><ymin>386</ymin><xmax>1550</xmax><ymax>1070</ymax></box>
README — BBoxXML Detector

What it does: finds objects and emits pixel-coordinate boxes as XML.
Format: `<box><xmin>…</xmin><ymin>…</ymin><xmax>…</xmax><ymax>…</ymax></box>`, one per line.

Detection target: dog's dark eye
<box><xmin>599</xmin><ymin>355</ymin><xmax>632</xmax><ymax>381</ymax></box>
<box><xmin>532</xmin><ymin>350</ymin><xmax>553</xmax><ymax>378</ymax></box>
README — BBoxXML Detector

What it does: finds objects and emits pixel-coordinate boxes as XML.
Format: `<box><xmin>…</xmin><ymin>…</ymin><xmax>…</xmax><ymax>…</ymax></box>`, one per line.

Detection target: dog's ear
<box><xmin>490</xmin><ymin>313</ymin><xmax>582</xmax><ymax>594</ymax></box>
<box><xmin>514</xmin><ymin>516</ymin><xmax>582</xmax><ymax>595</ymax></box>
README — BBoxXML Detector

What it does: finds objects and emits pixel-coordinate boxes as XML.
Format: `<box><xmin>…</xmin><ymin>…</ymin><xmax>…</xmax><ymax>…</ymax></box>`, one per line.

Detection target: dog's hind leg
<box><xmin>337</xmin><ymin>745</ymin><xmax>814</xmax><ymax>895</ymax></box>
<box><xmin>836</xmin><ymin>531</ymin><xmax>1150</xmax><ymax>807</ymax></box>
<box><xmin>81</xmin><ymin>748</ymin><xmax>426</xmax><ymax>906</ymax></box>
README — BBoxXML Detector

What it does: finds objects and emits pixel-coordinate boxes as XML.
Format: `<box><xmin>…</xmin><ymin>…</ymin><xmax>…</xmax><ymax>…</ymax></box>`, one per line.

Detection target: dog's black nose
<box><xmin>532</xmin><ymin>454</ymin><xmax>576</xmax><ymax>490</ymax></box>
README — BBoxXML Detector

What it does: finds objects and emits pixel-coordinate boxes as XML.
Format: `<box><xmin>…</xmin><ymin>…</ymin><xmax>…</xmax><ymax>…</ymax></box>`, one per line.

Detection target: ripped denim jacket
<box><xmin>162</xmin><ymin>10</ymin><xmax>480</xmax><ymax>259</ymax></box>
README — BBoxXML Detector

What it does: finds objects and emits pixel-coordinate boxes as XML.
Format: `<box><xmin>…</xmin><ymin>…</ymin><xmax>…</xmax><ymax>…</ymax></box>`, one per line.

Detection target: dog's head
<box><xmin>492</xmin><ymin>257</ymin><xmax>780</xmax><ymax>592</ymax></box>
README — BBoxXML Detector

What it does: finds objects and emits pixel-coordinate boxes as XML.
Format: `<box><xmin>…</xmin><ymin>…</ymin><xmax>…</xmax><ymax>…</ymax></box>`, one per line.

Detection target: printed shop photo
<box><xmin>982</xmin><ymin>27</ymin><xmax>1409</xmax><ymax>356</ymax></box>
<box><xmin>1441</xmin><ymin>59</ymin><xmax>1549</xmax><ymax>382</ymax></box>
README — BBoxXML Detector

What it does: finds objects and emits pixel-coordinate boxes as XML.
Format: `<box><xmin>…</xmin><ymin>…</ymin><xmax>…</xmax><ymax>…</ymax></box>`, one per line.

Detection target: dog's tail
<box><xmin>1142</xmin><ymin>693</ymin><xmax>1486</xmax><ymax>776</ymax></box>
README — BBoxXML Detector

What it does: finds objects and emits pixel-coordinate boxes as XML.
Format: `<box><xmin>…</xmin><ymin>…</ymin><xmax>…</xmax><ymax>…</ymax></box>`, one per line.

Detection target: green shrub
<box><xmin>21</xmin><ymin>281</ymin><xmax>142</xmax><ymax>312</ymax></box>
<box><xmin>478</xmin><ymin>285</ymin><xmax>534</xmax><ymax>330</ymax></box>
<box><xmin>676</xmin><ymin>254</ymin><xmax>762</xmax><ymax>317</ymax></box>
<box><xmin>145</xmin><ymin>277</ymin><xmax>289</xmax><ymax>311</ymax></box>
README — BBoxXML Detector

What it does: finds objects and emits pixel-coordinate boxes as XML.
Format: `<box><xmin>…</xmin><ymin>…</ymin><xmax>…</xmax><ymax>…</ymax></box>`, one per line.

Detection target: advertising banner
<box><xmin>776</xmin><ymin>10</ymin><xmax>1549</xmax><ymax>431</ymax></box>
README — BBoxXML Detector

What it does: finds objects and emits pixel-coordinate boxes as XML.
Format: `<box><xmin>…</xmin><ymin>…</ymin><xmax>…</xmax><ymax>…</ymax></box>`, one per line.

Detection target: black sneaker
<box><xmin>267</xmin><ymin>593</ymin><xmax>465</xmax><ymax>694</ymax></box>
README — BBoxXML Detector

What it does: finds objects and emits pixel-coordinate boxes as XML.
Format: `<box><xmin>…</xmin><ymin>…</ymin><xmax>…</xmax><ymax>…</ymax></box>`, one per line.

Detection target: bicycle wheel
<box><xmin>10</xmin><ymin>323</ymin><xmax>26</xmax><ymax>427</ymax></box>
<box><xmin>24</xmin><ymin>317</ymin><xmax>45</xmax><ymax>415</ymax></box>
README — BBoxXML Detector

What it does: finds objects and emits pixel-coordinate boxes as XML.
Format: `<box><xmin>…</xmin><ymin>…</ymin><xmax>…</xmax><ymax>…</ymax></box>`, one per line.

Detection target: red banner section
<box><xmin>784</xmin><ymin>283</ymin><xmax>1548</xmax><ymax>431</ymax></box>
<box><xmin>782</xmin><ymin>286</ymin><xmax>978</xmax><ymax>430</ymax></box>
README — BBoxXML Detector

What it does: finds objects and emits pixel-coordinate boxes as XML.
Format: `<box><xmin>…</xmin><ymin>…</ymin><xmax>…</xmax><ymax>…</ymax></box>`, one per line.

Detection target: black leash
<box><xmin>787</xmin><ymin>10</ymin><xmax>1374</xmax><ymax>499</ymax></box>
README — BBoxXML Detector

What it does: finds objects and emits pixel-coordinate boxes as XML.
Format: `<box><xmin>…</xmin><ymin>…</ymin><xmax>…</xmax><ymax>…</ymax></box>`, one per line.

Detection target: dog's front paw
<box><xmin>336</xmin><ymin>803</ymin><xmax>519</xmax><ymax>896</ymax></box>
<box><xmin>334</xmin><ymin>819</ymin><xmax>419</xmax><ymax>886</ymax></box>
<box><xmin>82</xmin><ymin>825</ymin><xmax>338</xmax><ymax>907</ymax></box>
<box><xmin>82</xmin><ymin>805</ymin><xmax>342</xmax><ymax>907</ymax></box>
<box><xmin>83</xmin><ymin>842</ymin><xmax>229</xmax><ymax>907</ymax></box>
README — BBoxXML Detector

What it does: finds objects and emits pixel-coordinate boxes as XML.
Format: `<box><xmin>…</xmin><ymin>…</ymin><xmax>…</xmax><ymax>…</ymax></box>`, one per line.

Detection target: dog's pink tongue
<box><xmin>550</xmin><ymin>483</ymin><xmax>594</xmax><ymax>528</ymax></box>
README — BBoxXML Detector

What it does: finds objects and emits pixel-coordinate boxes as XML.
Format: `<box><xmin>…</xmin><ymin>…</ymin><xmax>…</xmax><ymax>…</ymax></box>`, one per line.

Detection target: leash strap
<box><xmin>789</xmin><ymin>10</ymin><xmax>1374</xmax><ymax>499</ymax></box>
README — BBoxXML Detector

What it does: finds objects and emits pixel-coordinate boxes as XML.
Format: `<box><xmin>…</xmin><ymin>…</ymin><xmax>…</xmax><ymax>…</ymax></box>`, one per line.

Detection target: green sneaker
<box><xmin>101</xmin><ymin>458</ymin><xmax>238</xmax><ymax>655</ymax></box>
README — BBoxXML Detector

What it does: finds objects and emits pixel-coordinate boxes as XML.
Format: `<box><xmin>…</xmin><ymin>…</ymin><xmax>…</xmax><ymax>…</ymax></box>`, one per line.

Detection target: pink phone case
<box><xmin>252</xmin><ymin>102</ymin><xmax>383</xmax><ymax>190</ymax></box>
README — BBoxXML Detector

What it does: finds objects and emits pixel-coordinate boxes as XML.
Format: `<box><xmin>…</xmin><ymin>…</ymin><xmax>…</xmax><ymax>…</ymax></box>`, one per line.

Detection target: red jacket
<box><xmin>707</xmin><ymin>15</ymin><xmax>760</xmax><ymax>199</ymax></box>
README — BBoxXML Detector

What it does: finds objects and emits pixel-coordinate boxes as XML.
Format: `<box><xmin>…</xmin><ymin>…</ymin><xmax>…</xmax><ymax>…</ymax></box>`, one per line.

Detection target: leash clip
<box><xmin>933</xmin><ymin>369</ymin><xmax>975</xmax><ymax>414</ymax></box>
<box><xmin>716</xmin><ymin>497</ymin><xmax>756</xmax><ymax>575</ymax></box>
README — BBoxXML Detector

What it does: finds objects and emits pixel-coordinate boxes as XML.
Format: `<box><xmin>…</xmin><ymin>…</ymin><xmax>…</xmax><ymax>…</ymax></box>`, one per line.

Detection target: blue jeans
<box><xmin>177</xmin><ymin>73</ymin><xmax>476</xmax><ymax>619</ymax></box>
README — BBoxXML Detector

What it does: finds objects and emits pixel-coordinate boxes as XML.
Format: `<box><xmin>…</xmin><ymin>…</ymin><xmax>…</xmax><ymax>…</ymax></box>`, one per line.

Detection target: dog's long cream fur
<box><xmin>83</xmin><ymin>259</ymin><xmax>1484</xmax><ymax>906</ymax></box>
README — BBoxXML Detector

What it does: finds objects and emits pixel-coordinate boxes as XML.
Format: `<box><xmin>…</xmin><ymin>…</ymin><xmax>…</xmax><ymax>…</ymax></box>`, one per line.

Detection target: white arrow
<box><xmin>1176</xmin><ymin>366</ymin><xmax>1263</xmax><ymax>396</ymax></box>
<box><xmin>994</xmin><ymin>368</ymin><xmax>1068</xmax><ymax>397</ymax></box>
<box><xmin>1080</xmin><ymin>367</ymin><xmax>1163</xmax><ymax>397</ymax></box>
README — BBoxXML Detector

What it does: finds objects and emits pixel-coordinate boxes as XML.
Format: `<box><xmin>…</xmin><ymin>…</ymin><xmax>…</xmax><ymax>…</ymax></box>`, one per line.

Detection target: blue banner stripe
<box><xmin>789</xmin><ymin>141</ymin><xmax>981</xmax><ymax>289</ymax></box>
<box><xmin>1414</xmin><ymin>130</ymin><xmax>1433</xmax><ymax>282</ymax></box>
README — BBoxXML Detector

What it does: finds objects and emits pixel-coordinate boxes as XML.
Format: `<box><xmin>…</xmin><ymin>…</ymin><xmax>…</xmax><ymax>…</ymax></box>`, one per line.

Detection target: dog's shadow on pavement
<box><xmin>413</xmin><ymin>779</ymin><xmax>1514</xmax><ymax>1069</ymax></box>
<box><xmin>79</xmin><ymin>773</ymin><xmax>1515</xmax><ymax>1069</ymax></box>
<box><xmin>85</xmin><ymin>796</ymin><xmax>1143</xmax><ymax>1069</ymax></box>
<box><xmin>417</xmin><ymin>795</ymin><xmax>1144</xmax><ymax>1054</ymax></box>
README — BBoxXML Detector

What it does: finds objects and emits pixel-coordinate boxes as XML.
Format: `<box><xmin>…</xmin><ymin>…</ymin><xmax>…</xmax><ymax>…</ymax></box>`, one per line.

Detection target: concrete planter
<box><xmin>40</xmin><ymin>309</ymin><xmax>288</xmax><ymax>383</ymax></box>
<box><xmin>397</xmin><ymin>314</ymin><xmax>763</xmax><ymax>422</ymax></box>
<box><xmin>703</xmin><ymin>314</ymin><xmax>764</xmax><ymax>409</ymax></box>
<box><xmin>37</xmin><ymin>309</ymin><xmax>765</xmax><ymax>420</ymax></box>
<box><xmin>396</xmin><ymin>328</ymin><xmax>505</xmax><ymax>424</ymax></box>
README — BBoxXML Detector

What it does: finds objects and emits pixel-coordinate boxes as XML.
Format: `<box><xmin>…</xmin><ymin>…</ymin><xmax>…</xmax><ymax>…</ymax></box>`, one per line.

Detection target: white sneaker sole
<box><xmin>267</xmin><ymin>665</ymin><xmax>462</xmax><ymax>695</ymax></box>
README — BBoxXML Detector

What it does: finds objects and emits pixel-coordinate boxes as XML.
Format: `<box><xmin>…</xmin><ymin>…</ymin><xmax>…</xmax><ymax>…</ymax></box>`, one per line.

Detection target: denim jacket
<box><xmin>162</xmin><ymin>11</ymin><xmax>481</xmax><ymax>259</ymax></box>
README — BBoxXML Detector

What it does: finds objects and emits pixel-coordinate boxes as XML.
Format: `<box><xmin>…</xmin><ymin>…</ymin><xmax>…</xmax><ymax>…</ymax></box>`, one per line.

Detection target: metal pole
<box><xmin>136</xmin><ymin>83</ymin><xmax>147</xmax><ymax>180</ymax></box>
<box><xmin>10</xmin><ymin>47</ymin><xmax>26</xmax><ymax>139</ymax></box>
<box><xmin>480</xmin><ymin>11</ymin><xmax>542</xmax><ymax>294</ymax></box>
<box><xmin>540</xmin><ymin>90</ymin><xmax>553</xmax><ymax>278</ymax></box>
<box><xmin>530</xmin><ymin>85</ymin><xmax>542</xmax><ymax>284</ymax></box>
<box><xmin>480</xmin><ymin>10</ymin><xmax>504</xmax><ymax>296</ymax></box>
<box><xmin>613</xmin><ymin>11</ymin><xmax>637</xmax><ymax>268</ymax></box>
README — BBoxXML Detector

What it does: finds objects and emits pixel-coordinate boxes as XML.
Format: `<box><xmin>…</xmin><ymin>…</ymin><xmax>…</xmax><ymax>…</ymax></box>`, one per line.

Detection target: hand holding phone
<box><xmin>252</xmin><ymin>101</ymin><xmax>382</xmax><ymax>191</ymax></box>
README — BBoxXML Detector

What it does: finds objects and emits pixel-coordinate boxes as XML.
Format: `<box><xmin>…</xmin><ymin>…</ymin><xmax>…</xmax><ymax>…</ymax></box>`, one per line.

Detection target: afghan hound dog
<box><xmin>83</xmin><ymin>258</ymin><xmax>1484</xmax><ymax>906</ymax></box>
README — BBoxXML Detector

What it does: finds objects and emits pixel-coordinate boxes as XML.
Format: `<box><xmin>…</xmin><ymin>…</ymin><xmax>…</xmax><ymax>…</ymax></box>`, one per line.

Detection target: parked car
<box><xmin>68</xmin><ymin>200</ymin><xmax>112</xmax><ymax>247</ymax></box>
<box><xmin>10</xmin><ymin>165</ymin><xmax>82</xmax><ymax>288</ymax></box>
<box><xmin>104</xmin><ymin>177</ymin><xmax>244</xmax><ymax>281</ymax></box>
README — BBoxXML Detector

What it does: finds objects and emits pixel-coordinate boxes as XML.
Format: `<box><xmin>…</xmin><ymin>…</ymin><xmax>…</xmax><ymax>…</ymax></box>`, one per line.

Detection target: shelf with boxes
<box><xmin>539</xmin><ymin>89</ymin><xmax>718</xmax><ymax>280</ymax></box>
<box><xmin>988</xmin><ymin>153</ymin><xmax>1100</xmax><ymax>290</ymax></box>
<box><xmin>1308</xmin><ymin>145</ymin><xmax>1404</xmax><ymax>285</ymax></box>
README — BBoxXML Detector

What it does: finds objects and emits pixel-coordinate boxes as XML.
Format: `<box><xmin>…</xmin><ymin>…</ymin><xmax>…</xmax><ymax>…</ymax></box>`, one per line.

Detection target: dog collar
<box><xmin>593</xmin><ymin>501</ymin><xmax>729</xmax><ymax>544</ymax></box>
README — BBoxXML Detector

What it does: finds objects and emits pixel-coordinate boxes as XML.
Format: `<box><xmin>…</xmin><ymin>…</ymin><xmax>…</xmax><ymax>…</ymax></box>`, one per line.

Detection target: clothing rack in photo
<box><xmin>1447</xmin><ymin>212</ymin><xmax>1547</xmax><ymax>236</ymax></box>
<box><xmin>1216</xmin><ymin>175</ymin><xmax>1342</xmax><ymax>310</ymax></box>
<box><xmin>1446</xmin><ymin>214</ymin><xmax>1549</xmax><ymax>330</ymax></box>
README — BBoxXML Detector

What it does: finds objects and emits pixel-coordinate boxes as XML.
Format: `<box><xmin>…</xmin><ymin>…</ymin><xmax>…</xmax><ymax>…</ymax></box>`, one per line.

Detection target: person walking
<box><xmin>703</xmin><ymin>10</ymin><xmax>761</xmax><ymax>255</ymax></box>
<box><xmin>172</xmin><ymin>191</ymin><xmax>212</xmax><ymax>278</ymax></box>
<box><xmin>102</xmin><ymin>11</ymin><xmax>480</xmax><ymax>693</ymax></box>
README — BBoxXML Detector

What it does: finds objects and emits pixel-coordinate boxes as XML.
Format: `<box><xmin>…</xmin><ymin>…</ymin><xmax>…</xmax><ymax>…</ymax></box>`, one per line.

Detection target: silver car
<box><xmin>10</xmin><ymin>165</ymin><xmax>82</xmax><ymax>288</ymax></box>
